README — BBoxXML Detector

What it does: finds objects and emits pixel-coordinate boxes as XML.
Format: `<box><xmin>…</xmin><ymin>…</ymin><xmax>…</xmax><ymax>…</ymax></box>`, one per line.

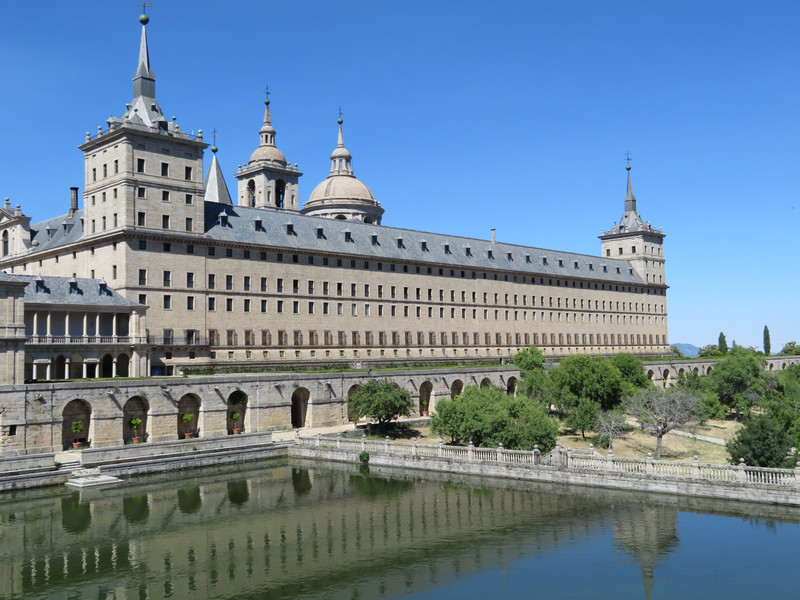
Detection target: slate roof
<box><xmin>0</xmin><ymin>273</ymin><xmax>136</xmax><ymax>308</ymax></box>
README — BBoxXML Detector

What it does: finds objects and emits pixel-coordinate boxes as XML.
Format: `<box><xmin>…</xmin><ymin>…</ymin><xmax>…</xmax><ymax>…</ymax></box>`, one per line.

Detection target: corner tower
<box><xmin>600</xmin><ymin>164</ymin><xmax>666</xmax><ymax>286</ymax></box>
<box><xmin>302</xmin><ymin>116</ymin><xmax>384</xmax><ymax>224</ymax></box>
<box><xmin>78</xmin><ymin>13</ymin><xmax>207</xmax><ymax>237</ymax></box>
<box><xmin>234</xmin><ymin>96</ymin><xmax>301</xmax><ymax>211</ymax></box>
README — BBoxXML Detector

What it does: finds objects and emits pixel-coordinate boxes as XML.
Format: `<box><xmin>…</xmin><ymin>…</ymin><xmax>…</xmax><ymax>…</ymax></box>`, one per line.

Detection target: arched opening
<box><xmin>227</xmin><ymin>390</ymin><xmax>247</xmax><ymax>434</ymax></box>
<box><xmin>706</xmin><ymin>366</ymin><xmax>713</xmax><ymax>375</ymax></box>
<box><xmin>346</xmin><ymin>384</ymin><xmax>361</xmax><ymax>422</ymax></box>
<box><xmin>68</xmin><ymin>353</ymin><xmax>84</xmax><ymax>379</ymax></box>
<box><xmin>1</xmin><ymin>230</ymin><xmax>8</xmax><ymax>256</ymax></box>
<box><xmin>662</xmin><ymin>369</ymin><xmax>670</xmax><ymax>388</ymax></box>
<box><xmin>275</xmin><ymin>179</ymin><xmax>285</xmax><ymax>208</ymax></box>
<box><xmin>419</xmin><ymin>381</ymin><xmax>432</xmax><ymax>415</ymax></box>
<box><xmin>678</xmin><ymin>368</ymin><xmax>685</xmax><ymax>377</ymax></box>
<box><xmin>647</xmin><ymin>370</ymin><xmax>655</xmax><ymax>381</ymax></box>
<box><xmin>116</xmin><ymin>353</ymin><xmax>130</xmax><ymax>377</ymax></box>
<box><xmin>506</xmin><ymin>376</ymin><xmax>517</xmax><ymax>395</ymax></box>
<box><xmin>693</xmin><ymin>367</ymin><xmax>699</xmax><ymax>375</ymax></box>
<box><xmin>450</xmin><ymin>379</ymin><xmax>464</xmax><ymax>399</ymax></box>
<box><xmin>62</xmin><ymin>399</ymin><xmax>91</xmax><ymax>450</ymax></box>
<box><xmin>291</xmin><ymin>387</ymin><xmax>310</xmax><ymax>429</ymax></box>
<box><xmin>52</xmin><ymin>354</ymin><xmax>66</xmax><ymax>380</ymax></box>
<box><xmin>247</xmin><ymin>179</ymin><xmax>255</xmax><ymax>207</ymax></box>
<box><xmin>100</xmin><ymin>354</ymin><xmax>113</xmax><ymax>378</ymax></box>
<box><xmin>335</xmin><ymin>214</ymin><xmax>347</xmax><ymax>220</ymax></box>
<box><xmin>123</xmin><ymin>396</ymin><xmax>148</xmax><ymax>443</ymax></box>
<box><xmin>479</xmin><ymin>378</ymin><xmax>491</xmax><ymax>389</ymax></box>
<box><xmin>769</xmin><ymin>363</ymin><xmax>774</xmax><ymax>370</ymax></box>
<box><xmin>364</xmin><ymin>216</ymin><xmax>373</xmax><ymax>224</ymax></box>
<box><xmin>177</xmin><ymin>394</ymin><xmax>200</xmax><ymax>439</ymax></box>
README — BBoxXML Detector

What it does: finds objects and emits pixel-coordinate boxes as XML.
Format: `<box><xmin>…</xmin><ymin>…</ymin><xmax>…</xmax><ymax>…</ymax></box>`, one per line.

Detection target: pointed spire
<box><xmin>329</xmin><ymin>115</ymin><xmax>353</xmax><ymax>176</ymax></box>
<box><xmin>133</xmin><ymin>14</ymin><xmax>155</xmax><ymax>100</ymax></box>
<box><xmin>624</xmin><ymin>164</ymin><xmax>637</xmax><ymax>213</ymax></box>
<box><xmin>204</xmin><ymin>148</ymin><xmax>233</xmax><ymax>205</ymax></box>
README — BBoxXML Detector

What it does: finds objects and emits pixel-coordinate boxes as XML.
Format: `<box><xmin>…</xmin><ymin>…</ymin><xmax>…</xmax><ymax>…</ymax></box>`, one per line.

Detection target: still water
<box><xmin>0</xmin><ymin>458</ymin><xmax>798</xmax><ymax>599</ymax></box>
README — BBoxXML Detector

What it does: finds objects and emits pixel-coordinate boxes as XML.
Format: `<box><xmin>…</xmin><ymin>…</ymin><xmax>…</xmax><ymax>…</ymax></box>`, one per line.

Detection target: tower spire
<box><xmin>625</xmin><ymin>163</ymin><xmax>637</xmax><ymax>213</ymax></box>
<box><xmin>133</xmin><ymin>12</ymin><xmax>155</xmax><ymax>99</ymax></box>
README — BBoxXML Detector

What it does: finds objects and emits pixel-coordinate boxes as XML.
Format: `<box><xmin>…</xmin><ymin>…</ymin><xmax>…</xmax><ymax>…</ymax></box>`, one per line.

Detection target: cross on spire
<box><xmin>338</xmin><ymin>106</ymin><xmax>344</xmax><ymax>120</ymax></box>
<box><xmin>212</xmin><ymin>127</ymin><xmax>219</xmax><ymax>146</ymax></box>
<box><xmin>625</xmin><ymin>150</ymin><xmax>632</xmax><ymax>166</ymax></box>
<box><xmin>265</xmin><ymin>85</ymin><xmax>271</xmax><ymax>100</ymax></box>
<box><xmin>141</xmin><ymin>2</ymin><xmax>153</xmax><ymax>14</ymax></box>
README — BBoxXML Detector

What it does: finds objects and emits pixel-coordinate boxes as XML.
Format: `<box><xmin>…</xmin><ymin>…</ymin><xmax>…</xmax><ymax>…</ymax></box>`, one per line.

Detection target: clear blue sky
<box><xmin>2</xmin><ymin>1</ymin><xmax>798</xmax><ymax>351</ymax></box>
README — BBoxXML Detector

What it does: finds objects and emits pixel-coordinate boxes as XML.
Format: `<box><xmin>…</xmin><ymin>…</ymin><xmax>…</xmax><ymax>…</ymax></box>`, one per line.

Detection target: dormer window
<box><xmin>588</xmin><ymin>263</ymin><xmax>594</xmax><ymax>271</ymax></box>
<box><xmin>465</xmin><ymin>246</ymin><xmax>472</xmax><ymax>257</ymax></box>
<box><xmin>574</xmin><ymin>261</ymin><xmax>579</xmax><ymax>269</ymax></box>
<box><xmin>558</xmin><ymin>259</ymin><xmax>563</xmax><ymax>267</ymax></box>
<box><xmin>616</xmin><ymin>267</ymin><xmax>621</xmax><ymax>274</ymax></box>
<box><xmin>371</xmin><ymin>235</ymin><xmax>379</xmax><ymax>246</ymax></box>
<box><xmin>508</xmin><ymin>253</ymin><xmax>513</xmax><ymax>261</ymax></box>
<box><xmin>420</xmin><ymin>241</ymin><xmax>428</xmax><ymax>251</ymax></box>
<box><xmin>219</xmin><ymin>214</ymin><xmax>228</xmax><ymax>227</ymax></box>
<box><xmin>525</xmin><ymin>254</ymin><xmax>531</xmax><ymax>263</ymax></box>
<box><xmin>254</xmin><ymin>218</ymin><xmax>262</xmax><ymax>232</ymax></box>
<box><xmin>286</xmin><ymin>223</ymin><xmax>294</xmax><ymax>236</ymax></box>
<box><xmin>46</xmin><ymin>226</ymin><xmax>54</xmax><ymax>240</ymax></box>
<box><xmin>542</xmin><ymin>257</ymin><xmax>548</xmax><ymax>266</ymax></box>
<box><xmin>397</xmin><ymin>238</ymin><xmax>404</xmax><ymax>249</ymax></box>
<box><xmin>444</xmin><ymin>244</ymin><xmax>451</xmax><ymax>255</ymax></box>
<box><xmin>487</xmin><ymin>250</ymin><xmax>493</xmax><ymax>259</ymax></box>
<box><xmin>34</xmin><ymin>276</ymin><xmax>45</xmax><ymax>294</ymax></box>
<box><xmin>316</xmin><ymin>227</ymin><xmax>324</xmax><ymax>239</ymax></box>
<box><xmin>603</xmin><ymin>265</ymin><xmax>608</xmax><ymax>273</ymax></box>
<box><xmin>68</xmin><ymin>278</ymin><xmax>79</xmax><ymax>295</ymax></box>
<box><xmin>345</xmin><ymin>231</ymin><xmax>353</xmax><ymax>243</ymax></box>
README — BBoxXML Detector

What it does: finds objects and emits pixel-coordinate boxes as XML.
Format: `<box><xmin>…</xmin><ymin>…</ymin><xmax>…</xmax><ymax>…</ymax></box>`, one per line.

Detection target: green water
<box><xmin>0</xmin><ymin>458</ymin><xmax>798</xmax><ymax>599</ymax></box>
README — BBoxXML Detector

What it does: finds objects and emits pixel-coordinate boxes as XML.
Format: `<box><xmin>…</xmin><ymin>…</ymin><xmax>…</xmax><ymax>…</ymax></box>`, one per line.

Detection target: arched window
<box><xmin>1</xmin><ymin>230</ymin><xmax>8</xmax><ymax>256</ymax></box>
<box><xmin>247</xmin><ymin>180</ymin><xmax>255</xmax><ymax>207</ymax></box>
<box><xmin>275</xmin><ymin>179</ymin><xmax>285</xmax><ymax>208</ymax></box>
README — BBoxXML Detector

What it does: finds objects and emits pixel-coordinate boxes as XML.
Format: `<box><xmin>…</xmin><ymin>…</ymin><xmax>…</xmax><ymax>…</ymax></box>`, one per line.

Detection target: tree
<box><xmin>780</xmin><ymin>341</ymin><xmax>800</xmax><ymax>356</ymax></box>
<box><xmin>718</xmin><ymin>332</ymin><xmax>728</xmax><ymax>355</ymax></box>
<box><xmin>670</xmin><ymin>345</ymin><xmax>685</xmax><ymax>358</ymax></box>
<box><xmin>565</xmin><ymin>396</ymin><xmax>599</xmax><ymax>439</ymax></box>
<box><xmin>348</xmin><ymin>379</ymin><xmax>412</xmax><ymax>428</ymax></box>
<box><xmin>706</xmin><ymin>347</ymin><xmax>768</xmax><ymax>418</ymax></box>
<box><xmin>727</xmin><ymin>414</ymin><xmax>795</xmax><ymax>468</ymax></box>
<box><xmin>624</xmin><ymin>387</ymin><xmax>704</xmax><ymax>459</ymax></box>
<box><xmin>493</xmin><ymin>395</ymin><xmax>559</xmax><ymax>452</ymax></box>
<box><xmin>611</xmin><ymin>353</ymin><xmax>651</xmax><ymax>391</ymax></box>
<box><xmin>550</xmin><ymin>355</ymin><xmax>626</xmax><ymax>412</ymax></box>
<box><xmin>763</xmin><ymin>326</ymin><xmax>771</xmax><ymax>356</ymax></box>
<box><xmin>762</xmin><ymin>365</ymin><xmax>800</xmax><ymax>448</ymax></box>
<box><xmin>698</xmin><ymin>344</ymin><xmax>720</xmax><ymax>358</ymax></box>
<box><xmin>594</xmin><ymin>410</ymin><xmax>628</xmax><ymax>451</ymax></box>
<box><xmin>512</xmin><ymin>346</ymin><xmax>545</xmax><ymax>378</ymax></box>
<box><xmin>675</xmin><ymin>370</ymin><xmax>725</xmax><ymax>421</ymax></box>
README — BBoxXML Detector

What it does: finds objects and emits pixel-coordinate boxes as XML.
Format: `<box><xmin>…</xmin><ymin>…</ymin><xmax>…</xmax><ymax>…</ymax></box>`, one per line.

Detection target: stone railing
<box><xmin>298</xmin><ymin>434</ymin><xmax>800</xmax><ymax>488</ymax></box>
<box><xmin>27</xmin><ymin>335</ymin><xmax>148</xmax><ymax>345</ymax></box>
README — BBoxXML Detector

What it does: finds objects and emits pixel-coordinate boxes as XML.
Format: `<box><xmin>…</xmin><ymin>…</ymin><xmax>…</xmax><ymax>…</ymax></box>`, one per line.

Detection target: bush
<box><xmin>727</xmin><ymin>414</ymin><xmax>795</xmax><ymax>468</ymax></box>
<box><xmin>348</xmin><ymin>379</ymin><xmax>413</xmax><ymax>427</ymax></box>
<box><xmin>358</xmin><ymin>451</ymin><xmax>370</xmax><ymax>464</ymax></box>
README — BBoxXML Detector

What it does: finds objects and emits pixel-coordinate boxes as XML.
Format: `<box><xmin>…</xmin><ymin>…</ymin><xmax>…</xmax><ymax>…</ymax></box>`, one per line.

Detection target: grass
<box><xmin>383</xmin><ymin>416</ymin><xmax>739</xmax><ymax>464</ymax></box>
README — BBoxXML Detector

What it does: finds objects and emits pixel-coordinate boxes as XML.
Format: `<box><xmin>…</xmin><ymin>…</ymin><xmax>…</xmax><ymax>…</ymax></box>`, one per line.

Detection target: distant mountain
<box><xmin>671</xmin><ymin>343</ymin><xmax>700</xmax><ymax>358</ymax></box>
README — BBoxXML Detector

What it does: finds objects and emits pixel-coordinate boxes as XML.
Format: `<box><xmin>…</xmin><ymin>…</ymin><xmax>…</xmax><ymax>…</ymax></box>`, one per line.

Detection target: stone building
<box><xmin>0</xmin><ymin>14</ymin><xmax>669</xmax><ymax>381</ymax></box>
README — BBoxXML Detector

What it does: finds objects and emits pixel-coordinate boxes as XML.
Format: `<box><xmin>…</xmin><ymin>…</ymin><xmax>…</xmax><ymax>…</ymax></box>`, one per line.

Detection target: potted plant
<box><xmin>129</xmin><ymin>417</ymin><xmax>143</xmax><ymax>443</ymax></box>
<box><xmin>231</xmin><ymin>411</ymin><xmax>242</xmax><ymax>434</ymax></box>
<box><xmin>420</xmin><ymin>401</ymin><xmax>429</xmax><ymax>417</ymax></box>
<box><xmin>181</xmin><ymin>413</ymin><xmax>195</xmax><ymax>438</ymax></box>
<box><xmin>71</xmin><ymin>420</ymin><xmax>84</xmax><ymax>448</ymax></box>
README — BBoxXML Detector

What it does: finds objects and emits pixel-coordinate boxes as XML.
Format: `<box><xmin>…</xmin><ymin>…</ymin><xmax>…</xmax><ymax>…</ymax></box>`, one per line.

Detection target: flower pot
<box><xmin>422</xmin><ymin>410</ymin><xmax>429</xmax><ymax>417</ymax></box>
<box><xmin>233</xmin><ymin>428</ymin><xmax>242</xmax><ymax>435</ymax></box>
<box><xmin>132</xmin><ymin>436</ymin><xmax>141</xmax><ymax>444</ymax></box>
<box><xmin>72</xmin><ymin>441</ymin><xmax>82</xmax><ymax>449</ymax></box>
<box><xmin>185</xmin><ymin>432</ymin><xmax>194</xmax><ymax>439</ymax></box>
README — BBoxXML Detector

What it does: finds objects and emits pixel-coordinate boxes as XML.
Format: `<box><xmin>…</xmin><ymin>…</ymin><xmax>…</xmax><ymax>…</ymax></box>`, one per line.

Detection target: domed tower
<box><xmin>301</xmin><ymin>116</ymin><xmax>384</xmax><ymax>224</ymax></box>
<box><xmin>234</xmin><ymin>96</ymin><xmax>301</xmax><ymax>211</ymax></box>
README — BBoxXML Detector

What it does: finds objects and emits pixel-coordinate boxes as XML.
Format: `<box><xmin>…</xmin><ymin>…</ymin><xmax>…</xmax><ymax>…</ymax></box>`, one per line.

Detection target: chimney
<box><xmin>491</xmin><ymin>228</ymin><xmax>496</xmax><ymax>244</ymax></box>
<box><xmin>69</xmin><ymin>187</ymin><xmax>79</xmax><ymax>217</ymax></box>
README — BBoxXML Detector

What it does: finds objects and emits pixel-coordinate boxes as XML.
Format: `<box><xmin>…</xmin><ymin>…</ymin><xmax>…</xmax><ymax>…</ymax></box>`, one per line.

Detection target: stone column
<box><xmin>46</xmin><ymin>311</ymin><xmax>52</xmax><ymax>337</ymax></box>
<box><xmin>65</xmin><ymin>312</ymin><xmax>71</xmax><ymax>339</ymax></box>
<box><xmin>82</xmin><ymin>312</ymin><xmax>88</xmax><ymax>339</ymax></box>
<box><xmin>112</xmin><ymin>313</ymin><xmax>118</xmax><ymax>340</ymax></box>
<box><xmin>112</xmin><ymin>357</ymin><xmax>118</xmax><ymax>378</ymax></box>
<box><xmin>32</xmin><ymin>311</ymin><xmax>38</xmax><ymax>338</ymax></box>
<box><xmin>95</xmin><ymin>314</ymin><xmax>100</xmax><ymax>339</ymax></box>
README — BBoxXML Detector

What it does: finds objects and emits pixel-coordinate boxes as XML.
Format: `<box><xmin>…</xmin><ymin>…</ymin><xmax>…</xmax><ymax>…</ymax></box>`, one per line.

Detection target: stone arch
<box><xmin>346</xmin><ymin>384</ymin><xmax>361</xmax><ymax>422</ymax></box>
<box><xmin>51</xmin><ymin>354</ymin><xmax>66</xmax><ymax>380</ymax></box>
<box><xmin>783</xmin><ymin>362</ymin><xmax>788</xmax><ymax>370</ymax></box>
<box><xmin>335</xmin><ymin>214</ymin><xmax>347</xmax><ymax>220</ymax></box>
<box><xmin>177</xmin><ymin>394</ymin><xmax>200</xmax><ymax>439</ymax></box>
<box><xmin>100</xmin><ymin>353</ymin><xmax>113</xmax><ymax>378</ymax></box>
<box><xmin>419</xmin><ymin>381</ymin><xmax>433</xmax><ymax>415</ymax></box>
<box><xmin>693</xmin><ymin>367</ymin><xmax>699</xmax><ymax>375</ymax></box>
<box><xmin>706</xmin><ymin>366</ymin><xmax>713</xmax><ymax>375</ymax></box>
<box><xmin>68</xmin><ymin>353</ymin><xmax>84</xmax><ymax>379</ymax></box>
<box><xmin>291</xmin><ymin>387</ymin><xmax>311</xmax><ymax>429</ymax></box>
<box><xmin>647</xmin><ymin>370</ymin><xmax>654</xmax><ymax>381</ymax></box>
<box><xmin>275</xmin><ymin>179</ymin><xmax>286</xmax><ymax>208</ymax></box>
<box><xmin>116</xmin><ymin>353</ymin><xmax>130</xmax><ymax>377</ymax></box>
<box><xmin>506</xmin><ymin>376</ymin><xmax>518</xmax><ymax>395</ymax></box>
<box><xmin>662</xmin><ymin>369</ymin><xmax>670</xmax><ymax>388</ymax></box>
<box><xmin>62</xmin><ymin>399</ymin><xmax>91</xmax><ymax>450</ymax></box>
<box><xmin>450</xmin><ymin>379</ymin><xmax>464</xmax><ymax>399</ymax></box>
<box><xmin>123</xmin><ymin>396</ymin><xmax>148</xmax><ymax>443</ymax></box>
<box><xmin>227</xmin><ymin>390</ymin><xmax>247</xmax><ymax>434</ymax></box>
<box><xmin>364</xmin><ymin>216</ymin><xmax>374</xmax><ymax>224</ymax></box>
<box><xmin>247</xmin><ymin>179</ymin><xmax>255</xmax><ymax>206</ymax></box>
<box><xmin>1</xmin><ymin>230</ymin><xmax>8</xmax><ymax>256</ymax></box>
<box><xmin>678</xmin><ymin>368</ymin><xmax>685</xmax><ymax>377</ymax></box>
<box><xmin>479</xmin><ymin>377</ymin><xmax>492</xmax><ymax>389</ymax></box>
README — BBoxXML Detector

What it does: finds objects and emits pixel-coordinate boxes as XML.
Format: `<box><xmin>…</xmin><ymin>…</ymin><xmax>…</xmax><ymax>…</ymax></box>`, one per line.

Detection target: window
<box><xmin>137</xmin><ymin>158</ymin><xmax>145</xmax><ymax>173</ymax></box>
<box><xmin>163</xmin><ymin>242</ymin><xmax>171</xmax><ymax>252</ymax></box>
<box><xmin>185</xmin><ymin>166</ymin><xmax>192</xmax><ymax>180</ymax></box>
<box><xmin>185</xmin><ymin>194</ymin><xmax>193</xmax><ymax>204</ymax></box>
<box><xmin>137</xmin><ymin>187</ymin><xmax>146</xmax><ymax>198</ymax></box>
<box><xmin>244</xmin><ymin>276</ymin><xmax>251</xmax><ymax>291</ymax></box>
<box><xmin>138</xmin><ymin>294</ymin><xmax>146</xmax><ymax>305</ymax></box>
<box><xmin>208</xmin><ymin>246</ymin><xmax>215</xmax><ymax>256</ymax></box>
<box><xmin>208</xmin><ymin>274</ymin><xmax>216</xmax><ymax>289</ymax></box>
<box><xmin>187</xmin><ymin>296</ymin><xmax>195</xmax><ymax>310</ymax></box>
<box><xmin>345</xmin><ymin>231</ymin><xmax>352</xmax><ymax>242</ymax></box>
<box><xmin>261</xmin><ymin>277</ymin><xmax>267</xmax><ymax>292</ymax></box>
<box><xmin>185</xmin><ymin>218</ymin><xmax>193</xmax><ymax>231</ymax></box>
<box><xmin>163</xmin><ymin>294</ymin><xmax>172</xmax><ymax>309</ymax></box>
<box><xmin>277</xmin><ymin>279</ymin><xmax>284</xmax><ymax>293</ymax></box>
<box><xmin>261</xmin><ymin>300</ymin><xmax>267</xmax><ymax>312</ymax></box>
<box><xmin>226</xmin><ymin>298</ymin><xmax>233</xmax><ymax>312</ymax></box>
<box><xmin>277</xmin><ymin>300</ymin><xmax>284</xmax><ymax>313</ymax></box>
<box><xmin>114</xmin><ymin>159</ymin><xmax>119</xmax><ymax>174</ymax></box>
<box><xmin>161</xmin><ymin>162</ymin><xmax>169</xmax><ymax>176</ymax></box>
<box><xmin>162</xmin><ymin>215</ymin><xmax>170</xmax><ymax>229</ymax></box>
<box><xmin>244</xmin><ymin>299</ymin><xmax>251</xmax><ymax>312</ymax></box>
<box><xmin>138</xmin><ymin>269</ymin><xmax>147</xmax><ymax>285</ymax></box>
<box><xmin>226</xmin><ymin>275</ymin><xmax>233</xmax><ymax>290</ymax></box>
<box><xmin>187</xmin><ymin>244</ymin><xmax>194</xmax><ymax>254</ymax></box>
<box><xmin>162</xmin><ymin>190</ymin><xmax>170</xmax><ymax>202</ymax></box>
<box><xmin>163</xmin><ymin>271</ymin><xmax>171</xmax><ymax>286</ymax></box>
<box><xmin>226</xmin><ymin>248</ymin><xmax>233</xmax><ymax>257</ymax></box>
<box><xmin>138</xmin><ymin>240</ymin><xmax>147</xmax><ymax>250</ymax></box>
<box><xmin>187</xmin><ymin>272</ymin><xmax>194</xmax><ymax>288</ymax></box>
<box><xmin>208</xmin><ymin>297</ymin><xmax>216</xmax><ymax>310</ymax></box>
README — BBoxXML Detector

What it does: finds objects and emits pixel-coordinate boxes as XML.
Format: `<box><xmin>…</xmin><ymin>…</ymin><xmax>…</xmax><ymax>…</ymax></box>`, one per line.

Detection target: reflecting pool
<box><xmin>1</xmin><ymin>458</ymin><xmax>798</xmax><ymax>599</ymax></box>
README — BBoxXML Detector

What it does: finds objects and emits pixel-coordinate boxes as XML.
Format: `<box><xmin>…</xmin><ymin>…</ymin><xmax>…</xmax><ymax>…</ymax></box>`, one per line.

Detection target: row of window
<box><xmin>200</xmin><ymin>328</ymin><xmax>666</xmax><ymax>349</ymax></box>
<box><xmin>91</xmin><ymin>160</ymin><xmax>193</xmax><ymax>182</ymax></box>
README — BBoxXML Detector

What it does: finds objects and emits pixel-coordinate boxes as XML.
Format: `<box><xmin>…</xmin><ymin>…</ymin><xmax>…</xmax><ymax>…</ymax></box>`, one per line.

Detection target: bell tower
<box><xmin>600</xmin><ymin>164</ymin><xmax>666</xmax><ymax>286</ymax></box>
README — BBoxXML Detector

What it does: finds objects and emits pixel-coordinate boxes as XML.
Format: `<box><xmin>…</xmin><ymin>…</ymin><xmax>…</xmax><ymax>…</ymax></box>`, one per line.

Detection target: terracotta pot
<box><xmin>72</xmin><ymin>441</ymin><xmax>82</xmax><ymax>449</ymax></box>
<box><xmin>132</xmin><ymin>436</ymin><xmax>141</xmax><ymax>444</ymax></box>
<box><xmin>422</xmin><ymin>410</ymin><xmax>429</xmax><ymax>417</ymax></box>
<box><xmin>185</xmin><ymin>432</ymin><xmax>194</xmax><ymax>439</ymax></box>
<box><xmin>233</xmin><ymin>428</ymin><xmax>242</xmax><ymax>435</ymax></box>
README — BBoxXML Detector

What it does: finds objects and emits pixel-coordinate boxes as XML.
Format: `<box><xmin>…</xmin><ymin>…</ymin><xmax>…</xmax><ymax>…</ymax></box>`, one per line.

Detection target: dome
<box><xmin>308</xmin><ymin>175</ymin><xmax>374</xmax><ymax>203</ymax></box>
<box><xmin>249</xmin><ymin>144</ymin><xmax>286</xmax><ymax>165</ymax></box>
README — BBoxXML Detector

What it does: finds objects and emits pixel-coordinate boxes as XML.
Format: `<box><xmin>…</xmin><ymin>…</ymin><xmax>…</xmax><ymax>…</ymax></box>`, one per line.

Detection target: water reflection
<box><xmin>0</xmin><ymin>458</ymin><xmax>799</xmax><ymax>599</ymax></box>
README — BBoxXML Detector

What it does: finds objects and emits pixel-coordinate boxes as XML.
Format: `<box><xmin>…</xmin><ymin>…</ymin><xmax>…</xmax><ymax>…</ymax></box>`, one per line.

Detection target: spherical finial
<box><xmin>211</xmin><ymin>145</ymin><xmax>218</xmax><ymax>154</ymax></box>
<box><xmin>265</xmin><ymin>99</ymin><xmax>270</xmax><ymax>106</ymax></box>
<box><xmin>139</xmin><ymin>13</ymin><xmax>149</xmax><ymax>25</ymax></box>
<box><xmin>626</xmin><ymin>164</ymin><xmax>631</xmax><ymax>171</ymax></box>
<box><xmin>337</xmin><ymin>118</ymin><xmax>343</xmax><ymax>125</ymax></box>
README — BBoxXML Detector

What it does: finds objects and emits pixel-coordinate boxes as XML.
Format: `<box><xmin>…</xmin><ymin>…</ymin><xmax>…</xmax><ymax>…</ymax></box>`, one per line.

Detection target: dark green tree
<box><xmin>763</xmin><ymin>326</ymin><xmax>771</xmax><ymax>356</ymax></box>
<box><xmin>493</xmin><ymin>395</ymin><xmax>558</xmax><ymax>452</ymax></box>
<box><xmin>512</xmin><ymin>346</ymin><xmax>546</xmax><ymax>378</ymax></box>
<box><xmin>718</xmin><ymin>332</ymin><xmax>728</xmax><ymax>355</ymax></box>
<box><xmin>670</xmin><ymin>345</ymin><xmax>685</xmax><ymax>358</ymax></box>
<box><xmin>698</xmin><ymin>344</ymin><xmax>721</xmax><ymax>358</ymax></box>
<box><xmin>348</xmin><ymin>379</ymin><xmax>412</xmax><ymax>428</ymax></box>
<box><xmin>564</xmin><ymin>396</ymin><xmax>600</xmax><ymax>440</ymax></box>
<box><xmin>727</xmin><ymin>414</ymin><xmax>795</xmax><ymax>468</ymax></box>
<box><xmin>706</xmin><ymin>347</ymin><xmax>768</xmax><ymax>418</ymax></box>
<box><xmin>611</xmin><ymin>353</ymin><xmax>652</xmax><ymax>391</ymax></box>
<box><xmin>550</xmin><ymin>355</ymin><xmax>626</xmax><ymax>412</ymax></box>
<box><xmin>762</xmin><ymin>365</ymin><xmax>800</xmax><ymax>448</ymax></box>
<box><xmin>780</xmin><ymin>341</ymin><xmax>800</xmax><ymax>356</ymax></box>
<box><xmin>675</xmin><ymin>370</ymin><xmax>726</xmax><ymax>421</ymax></box>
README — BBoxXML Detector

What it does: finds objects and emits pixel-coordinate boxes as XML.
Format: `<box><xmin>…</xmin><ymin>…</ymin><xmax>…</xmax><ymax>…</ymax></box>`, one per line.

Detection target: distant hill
<box><xmin>671</xmin><ymin>343</ymin><xmax>700</xmax><ymax>358</ymax></box>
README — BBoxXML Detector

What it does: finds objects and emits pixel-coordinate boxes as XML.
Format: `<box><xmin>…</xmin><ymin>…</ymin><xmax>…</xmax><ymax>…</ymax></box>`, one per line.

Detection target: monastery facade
<box><xmin>0</xmin><ymin>14</ymin><xmax>668</xmax><ymax>383</ymax></box>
